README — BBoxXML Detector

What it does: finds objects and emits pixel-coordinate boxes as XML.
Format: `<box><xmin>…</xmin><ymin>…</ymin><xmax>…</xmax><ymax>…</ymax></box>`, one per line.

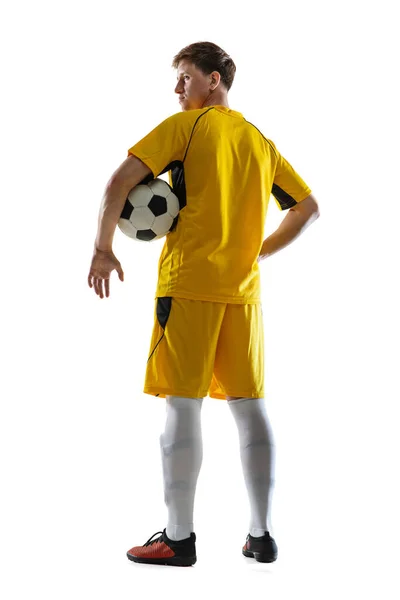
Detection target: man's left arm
<box><xmin>95</xmin><ymin>155</ymin><xmax>152</xmax><ymax>252</ymax></box>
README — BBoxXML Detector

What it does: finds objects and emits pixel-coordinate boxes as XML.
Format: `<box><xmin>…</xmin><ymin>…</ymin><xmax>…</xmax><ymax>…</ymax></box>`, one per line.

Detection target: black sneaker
<box><xmin>242</xmin><ymin>531</ymin><xmax>278</xmax><ymax>563</ymax></box>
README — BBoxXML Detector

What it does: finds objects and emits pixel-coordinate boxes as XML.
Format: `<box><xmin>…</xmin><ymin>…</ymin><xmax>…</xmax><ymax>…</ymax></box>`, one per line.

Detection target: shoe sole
<box><xmin>127</xmin><ymin>553</ymin><xmax>196</xmax><ymax>566</ymax></box>
<box><xmin>242</xmin><ymin>549</ymin><xmax>277</xmax><ymax>563</ymax></box>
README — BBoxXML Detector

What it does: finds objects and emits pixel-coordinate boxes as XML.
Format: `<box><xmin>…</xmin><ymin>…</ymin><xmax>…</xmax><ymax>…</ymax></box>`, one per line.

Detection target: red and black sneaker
<box><xmin>242</xmin><ymin>531</ymin><xmax>278</xmax><ymax>563</ymax></box>
<box><xmin>127</xmin><ymin>528</ymin><xmax>197</xmax><ymax>567</ymax></box>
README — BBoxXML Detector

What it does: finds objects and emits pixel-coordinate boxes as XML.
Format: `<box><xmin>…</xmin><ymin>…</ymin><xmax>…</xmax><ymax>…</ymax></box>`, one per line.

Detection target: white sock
<box><xmin>228</xmin><ymin>397</ymin><xmax>276</xmax><ymax>537</ymax></box>
<box><xmin>160</xmin><ymin>396</ymin><xmax>203</xmax><ymax>541</ymax></box>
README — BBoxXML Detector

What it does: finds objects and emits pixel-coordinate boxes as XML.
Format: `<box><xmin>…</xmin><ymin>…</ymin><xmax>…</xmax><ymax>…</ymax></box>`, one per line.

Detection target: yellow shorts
<box><xmin>144</xmin><ymin>296</ymin><xmax>264</xmax><ymax>401</ymax></box>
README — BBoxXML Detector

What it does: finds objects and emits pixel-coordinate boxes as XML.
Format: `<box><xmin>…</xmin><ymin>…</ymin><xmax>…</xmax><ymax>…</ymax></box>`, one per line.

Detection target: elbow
<box><xmin>298</xmin><ymin>193</ymin><xmax>321</xmax><ymax>221</ymax></box>
<box><xmin>307</xmin><ymin>194</ymin><xmax>320</xmax><ymax>218</ymax></box>
<box><xmin>309</xmin><ymin>194</ymin><xmax>320</xmax><ymax>219</ymax></box>
<box><xmin>309</xmin><ymin>206</ymin><xmax>320</xmax><ymax>225</ymax></box>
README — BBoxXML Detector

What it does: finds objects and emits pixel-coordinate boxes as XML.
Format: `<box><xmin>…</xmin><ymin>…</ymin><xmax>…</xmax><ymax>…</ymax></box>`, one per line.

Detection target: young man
<box><xmin>88</xmin><ymin>41</ymin><xmax>320</xmax><ymax>567</ymax></box>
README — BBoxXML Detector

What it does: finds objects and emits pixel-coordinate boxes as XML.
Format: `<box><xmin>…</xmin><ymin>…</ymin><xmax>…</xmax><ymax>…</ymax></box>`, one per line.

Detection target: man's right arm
<box><xmin>258</xmin><ymin>193</ymin><xmax>320</xmax><ymax>261</ymax></box>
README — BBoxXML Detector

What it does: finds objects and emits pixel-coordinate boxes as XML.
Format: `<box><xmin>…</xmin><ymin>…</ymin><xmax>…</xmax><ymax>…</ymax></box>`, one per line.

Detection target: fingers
<box><xmin>94</xmin><ymin>277</ymin><xmax>102</xmax><ymax>298</ymax></box>
<box><xmin>88</xmin><ymin>275</ymin><xmax>107</xmax><ymax>298</ymax></box>
<box><xmin>95</xmin><ymin>277</ymin><xmax>107</xmax><ymax>299</ymax></box>
<box><xmin>87</xmin><ymin>260</ymin><xmax>124</xmax><ymax>298</ymax></box>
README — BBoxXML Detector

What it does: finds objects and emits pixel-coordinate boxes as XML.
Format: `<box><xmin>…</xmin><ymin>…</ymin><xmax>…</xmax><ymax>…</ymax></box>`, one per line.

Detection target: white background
<box><xmin>1</xmin><ymin>0</ymin><xmax>399</xmax><ymax>598</ymax></box>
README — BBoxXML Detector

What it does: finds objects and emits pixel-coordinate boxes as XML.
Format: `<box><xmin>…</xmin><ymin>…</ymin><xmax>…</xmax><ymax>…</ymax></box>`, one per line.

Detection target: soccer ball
<box><xmin>118</xmin><ymin>178</ymin><xmax>180</xmax><ymax>241</ymax></box>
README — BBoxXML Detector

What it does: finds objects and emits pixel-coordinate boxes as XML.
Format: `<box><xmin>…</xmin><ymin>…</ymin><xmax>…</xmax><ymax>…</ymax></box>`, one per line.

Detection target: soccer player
<box><xmin>88</xmin><ymin>41</ymin><xmax>320</xmax><ymax>566</ymax></box>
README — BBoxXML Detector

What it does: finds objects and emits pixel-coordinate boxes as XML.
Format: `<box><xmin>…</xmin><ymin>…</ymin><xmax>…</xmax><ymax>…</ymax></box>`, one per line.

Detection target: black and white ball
<box><xmin>118</xmin><ymin>178</ymin><xmax>180</xmax><ymax>241</ymax></box>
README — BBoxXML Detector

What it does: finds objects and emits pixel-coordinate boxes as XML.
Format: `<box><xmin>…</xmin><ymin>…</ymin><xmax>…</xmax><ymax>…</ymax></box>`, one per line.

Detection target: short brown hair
<box><xmin>172</xmin><ymin>41</ymin><xmax>236</xmax><ymax>91</ymax></box>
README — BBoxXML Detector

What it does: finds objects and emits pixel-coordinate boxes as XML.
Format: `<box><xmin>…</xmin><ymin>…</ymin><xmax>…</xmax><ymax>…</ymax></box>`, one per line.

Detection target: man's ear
<box><xmin>210</xmin><ymin>71</ymin><xmax>221</xmax><ymax>90</ymax></box>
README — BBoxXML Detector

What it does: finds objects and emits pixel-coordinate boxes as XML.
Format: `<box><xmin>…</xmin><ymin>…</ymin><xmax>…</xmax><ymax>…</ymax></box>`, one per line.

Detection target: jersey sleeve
<box><xmin>268</xmin><ymin>140</ymin><xmax>312</xmax><ymax>211</ymax></box>
<box><xmin>127</xmin><ymin>113</ymin><xmax>191</xmax><ymax>177</ymax></box>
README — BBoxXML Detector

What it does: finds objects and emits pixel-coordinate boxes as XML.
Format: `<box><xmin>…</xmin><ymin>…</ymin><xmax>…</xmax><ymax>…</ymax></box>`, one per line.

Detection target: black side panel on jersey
<box><xmin>271</xmin><ymin>184</ymin><xmax>298</xmax><ymax>210</ymax></box>
<box><xmin>159</xmin><ymin>160</ymin><xmax>187</xmax><ymax>211</ymax></box>
<box><xmin>158</xmin><ymin>107</ymin><xmax>216</xmax><ymax>212</ymax></box>
<box><xmin>245</xmin><ymin>119</ymin><xmax>298</xmax><ymax>210</ymax></box>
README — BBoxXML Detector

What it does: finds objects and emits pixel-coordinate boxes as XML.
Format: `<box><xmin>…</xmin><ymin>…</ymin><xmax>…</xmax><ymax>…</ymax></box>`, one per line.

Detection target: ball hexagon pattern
<box><xmin>118</xmin><ymin>178</ymin><xmax>180</xmax><ymax>242</ymax></box>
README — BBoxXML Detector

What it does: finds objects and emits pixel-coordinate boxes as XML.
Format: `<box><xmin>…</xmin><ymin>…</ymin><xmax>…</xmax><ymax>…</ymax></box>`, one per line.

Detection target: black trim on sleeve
<box><xmin>183</xmin><ymin>107</ymin><xmax>215</xmax><ymax>162</ymax></box>
<box><xmin>155</xmin><ymin>108</ymin><xmax>215</xmax><ymax>213</ymax></box>
<box><xmin>244</xmin><ymin>119</ymin><xmax>278</xmax><ymax>158</ymax></box>
<box><xmin>272</xmin><ymin>184</ymin><xmax>298</xmax><ymax>210</ymax></box>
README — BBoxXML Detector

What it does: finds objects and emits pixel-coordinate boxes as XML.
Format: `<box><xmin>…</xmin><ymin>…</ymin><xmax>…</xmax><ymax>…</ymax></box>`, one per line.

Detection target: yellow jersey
<box><xmin>128</xmin><ymin>105</ymin><xmax>311</xmax><ymax>304</ymax></box>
